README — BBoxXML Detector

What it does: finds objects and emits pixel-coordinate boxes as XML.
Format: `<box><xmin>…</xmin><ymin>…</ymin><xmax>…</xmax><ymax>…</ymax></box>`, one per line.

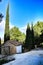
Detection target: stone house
<box><xmin>1</xmin><ymin>40</ymin><xmax>23</xmax><ymax>55</ymax></box>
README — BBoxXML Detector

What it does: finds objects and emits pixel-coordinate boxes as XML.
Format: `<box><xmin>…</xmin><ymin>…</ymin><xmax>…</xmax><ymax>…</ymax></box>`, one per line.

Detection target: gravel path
<box><xmin>3</xmin><ymin>50</ymin><xmax>43</xmax><ymax>65</ymax></box>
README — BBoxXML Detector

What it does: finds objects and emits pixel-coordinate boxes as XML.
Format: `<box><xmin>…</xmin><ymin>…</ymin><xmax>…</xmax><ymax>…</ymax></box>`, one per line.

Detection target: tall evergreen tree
<box><xmin>4</xmin><ymin>4</ymin><xmax>10</xmax><ymax>42</ymax></box>
<box><xmin>31</xmin><ymin>23</ymin><xmax>35</xmax><ymax>49</ymax></box>
<box><xmin>24</xmin><ymin>24</ymin><xmax>32</xmax><ymax>50</ymax></box>
<box><xmin>24</xmin><ymin>23</ymin><xmax>35</xmax><ymax>51</ymax></box>
<box><xmin>40</xmin><ymin>30</ymin><xmax>43</xmax><ymax>43</ymax></box>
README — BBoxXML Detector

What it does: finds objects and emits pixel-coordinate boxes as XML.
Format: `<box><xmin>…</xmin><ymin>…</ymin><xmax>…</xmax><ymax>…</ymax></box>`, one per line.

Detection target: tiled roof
<box><xmin>3</xmin><ymin>40</ymin><xmax>23</xmax><ymax>46</ymax></box>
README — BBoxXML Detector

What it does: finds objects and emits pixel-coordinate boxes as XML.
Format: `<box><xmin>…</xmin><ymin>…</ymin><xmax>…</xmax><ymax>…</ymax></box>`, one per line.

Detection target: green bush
<box><xmin>0</xmin><ymin>59</ymin><xmax>9</xmax><ymax>65</ymax></box>
<box><xmin>0</xmin><ymin>58</ymin><xmax>15</xmax><ymax>65</ymax></box>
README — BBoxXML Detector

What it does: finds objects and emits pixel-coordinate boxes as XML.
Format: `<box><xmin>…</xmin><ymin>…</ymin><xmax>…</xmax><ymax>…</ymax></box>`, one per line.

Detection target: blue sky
<box><xmin>10</xmin><ymin>0</ymin><xmax>43</xmax><ymax>27</ymax></box>
<box><xmin>0</xmin><ymin>0</ymin><xmax>43</xmax><ymax>39</ymax></box>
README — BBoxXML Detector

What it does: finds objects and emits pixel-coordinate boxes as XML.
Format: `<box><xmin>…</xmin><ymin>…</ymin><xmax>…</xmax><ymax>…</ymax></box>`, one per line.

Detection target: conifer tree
<box><xmin>4</xmin><ymin>4</ymin><xmax>10</xmax><ymax>42</ymax></box>
<box><xmin>25</xmin><ymin>24</ymin><xmax>32</xmax><ymax>50</ymax></box>
<box><xmin>31</xmin><ymin>23</ymin><xmax>35</xmax><ymax>49</ymax></box>
<box><xmin>40</xmin><ymin>30</ymin><xmax>43</xmax><ymax>43</ymax></box>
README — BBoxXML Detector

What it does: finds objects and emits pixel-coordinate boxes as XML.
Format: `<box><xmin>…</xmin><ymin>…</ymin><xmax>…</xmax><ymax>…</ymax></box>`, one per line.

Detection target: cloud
<box><xmin>19</xmin><ymin>25</ymin><xmax>27</xmax><ymax>34</ymax></box>
<box><xmin>0</xmin><ymin>19</ymin><xmax>5</xmax><ymax>39</ymax></box>
<box><xmin>0</xmin><ymin>19</ymin><xmax>27</xmax><ymax>39</ymax></box>
<box><xmin>10</xmin><ymin>22</ymin><xmax>14</xmax><ymax>29</ymax></box>
<box><xmin>0</xmin><ymin>19</ymin><xmax>14</xmax><ymax>39</ymax></box>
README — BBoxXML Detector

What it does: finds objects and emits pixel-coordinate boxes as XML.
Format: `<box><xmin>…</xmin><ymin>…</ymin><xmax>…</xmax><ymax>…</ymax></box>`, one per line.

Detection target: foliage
<box><xmin>33</xmin><ymin>21</ymin><xmax>43</xmax><ymax>47</ymax></box>
<box><xmin>10</xmin><ymin>26</ymin><xmax>25</xmax><ymax>42</ymax></box>
<box><xmin>0</xmin><ymin>38</ymin><xmax>1</xmax><ymax>45</ymax></box>
<box><xmin>24</xmin><ymin>22</ymin><xmax>43</xmax><ymax>51</ymax></box>
<box><xmin>0</xmin><ymin>59</ymin><xmax>15</xmax><ymax>65</ymax></box>
<box><xmin>31</xmin><ymin>23</ymin><xmax>35</xmax><ymax>48</ymax></box>
<box><xmin>39</xmin><ymin>30</ymin><xmax>43</xmax><ymax>46</ymax></box>
<box><xmin>24</xmin><ymin>24</ymin><xmax>32</xmax><ymax>50</ymax></box>
<box><xmin>0</xmin><ymin>38</ymin><xmax>1</xmax><ymax>54</ymax></box>
<box><xmin>4</xmin><ymin>4</ymin><xmax>10</xmax><ymax>42</ymax></box>
<box><xmin>34</xmin><ymin>21</ymin><xmax>43</xmax><ymax>36</ymax></box>
<box><xmin>0</xmin><ymin>59</ymin><xmax>8</xmax><ymax>65</ymax></box>
<box><xmin>24</xmin><ymin>23</ymin><xmax>35</xmax><ymax>51</ymax></box>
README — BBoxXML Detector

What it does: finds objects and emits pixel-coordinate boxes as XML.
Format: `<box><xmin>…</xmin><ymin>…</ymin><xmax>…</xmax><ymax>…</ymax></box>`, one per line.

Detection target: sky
<box><xmin>0</xmin><ymin>0</ymin><xmax>43</xmax><ymax>39</ymax></box>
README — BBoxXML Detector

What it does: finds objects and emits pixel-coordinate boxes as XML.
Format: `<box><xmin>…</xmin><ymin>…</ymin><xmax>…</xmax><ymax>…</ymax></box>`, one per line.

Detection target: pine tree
<box><xmin>4</xmin><ymin>4</ymin><xmax>10</xmax><ymax>42</ymax></box>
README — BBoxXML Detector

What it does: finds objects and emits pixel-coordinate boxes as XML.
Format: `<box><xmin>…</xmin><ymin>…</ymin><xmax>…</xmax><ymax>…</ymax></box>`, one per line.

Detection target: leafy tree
<box><xmin>10</xmin><ymin>26</ymin><xmax>25</xmax><ymax>42</ymax></box>
<box><xmin>40</xmin><ymin>30</ymin><xmax>43</xmax><ymax>43</ymax></box>
<box><xmin>34</xmin><ymin>21</ymin><xmax>43</xmax><ymax>36</ymax></box>
<box><xmin>36</xmin><ymin>30</ymin><xmax>43</xmax><ymax>48</ymax></box>
<box><xmin>4</xmin><ymin>4</ymin><xmax>10</xmax><ymax>42</ymax></box>
<box><xmin>33</xmin><ymin>21</ymin><xmax>43</xmax><ymax>47</ymax></box>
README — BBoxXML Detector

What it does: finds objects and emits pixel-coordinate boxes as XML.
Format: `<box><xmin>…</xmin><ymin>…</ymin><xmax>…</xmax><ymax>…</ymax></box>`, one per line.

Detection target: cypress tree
<box><xmin>4</xmin><ymin>4</ymin><xmax>10</xmax><ymax>42</ymax></box>
<box><xmin>31</xmin><ymin>23</ymin><xmax>35</xmax><ymax>49</ymax></box>
<box><xmin>40</xmin><ymin>30</ymin><xmax>43</xmax><ymax>43</ymax></box>
<box><xmin>25</xmin><ymin>24</ymin><xmax>32</xmax><ymax>50</ymax></box>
